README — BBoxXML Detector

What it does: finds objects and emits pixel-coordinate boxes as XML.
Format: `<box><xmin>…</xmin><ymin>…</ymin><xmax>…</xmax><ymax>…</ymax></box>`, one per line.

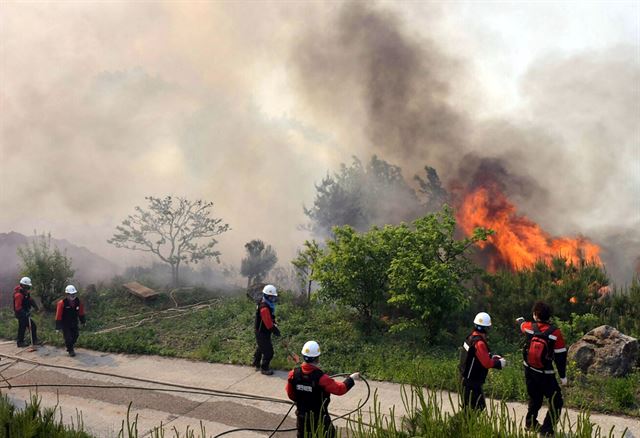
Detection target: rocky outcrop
<box><xmin>568</xmin><ymin>325</ymin><xmax>638</xmax><ymax>377</ymax></box>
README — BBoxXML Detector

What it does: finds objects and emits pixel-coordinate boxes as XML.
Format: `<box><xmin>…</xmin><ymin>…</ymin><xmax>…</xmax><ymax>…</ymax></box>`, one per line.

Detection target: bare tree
<box><xmin>108</xmin><ymin>196</ymin><xmax>230</xmax><ymax>286</ymax></box>
<box><xmin>240</xmin><ymin>239</ymin><xmax>278</xmax><ymax>288</ymax></box>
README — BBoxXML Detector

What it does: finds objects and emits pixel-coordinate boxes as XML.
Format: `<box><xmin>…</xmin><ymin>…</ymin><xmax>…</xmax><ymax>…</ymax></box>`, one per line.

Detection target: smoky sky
<box><xmin>1</xmin><ymin>2</ymin><xmax>638</xmax><ymax>282</ymax></box>
<box><xmin>290</xmin><ymin>2</ymin><xmax>639</xmax><ymax>282</ymax></box>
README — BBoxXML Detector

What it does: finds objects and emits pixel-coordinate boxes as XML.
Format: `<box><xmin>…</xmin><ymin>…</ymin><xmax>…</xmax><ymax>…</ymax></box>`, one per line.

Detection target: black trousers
<box><xmin>296</xmin><ymin>412</ymin><xmax>335</xmax><ymax>438</ymax></box>
<box><xmin>462</xmin><ymin>381</ymin><xmax>486</xmax><ymax>411</ymax></box>
<box><xmin>16</xmin><ymin>315</ymin><xmax>38</xmax><ymax>345</ymax></box>
<box><xmin>525</xmin><ymin>368</ymin><xmax>563</xmax><ymax>433</ymax></box>
<box><xmin>62</xmin><ymin>325</ymin><xmax>79</xmax><ymax>352</ymax></box>
<box><xmin>252</xmin><ymin>331</ymin><xmax>273</xmax><ymax>370</ymax></box>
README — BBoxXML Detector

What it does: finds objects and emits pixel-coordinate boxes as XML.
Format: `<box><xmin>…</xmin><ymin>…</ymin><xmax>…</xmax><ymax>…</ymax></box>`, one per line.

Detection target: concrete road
<box><xmin>0</xmin><ymin>342</ymin><xmax>636</xmax><ymax>437</ymax></box>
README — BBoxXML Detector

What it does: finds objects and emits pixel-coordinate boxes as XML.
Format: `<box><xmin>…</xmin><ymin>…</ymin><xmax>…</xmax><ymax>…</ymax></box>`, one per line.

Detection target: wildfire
<box><xmin>457</xmin><ymin>181</ymin><xmax>601</xmax><ymax>271</ymax></box>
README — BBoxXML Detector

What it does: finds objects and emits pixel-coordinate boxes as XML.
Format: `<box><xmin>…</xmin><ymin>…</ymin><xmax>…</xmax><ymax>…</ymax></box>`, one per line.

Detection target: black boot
<box><xmin>68</xmin><ymin>349</ymin><xmax>76</xmax><ymax>357</ymax></box>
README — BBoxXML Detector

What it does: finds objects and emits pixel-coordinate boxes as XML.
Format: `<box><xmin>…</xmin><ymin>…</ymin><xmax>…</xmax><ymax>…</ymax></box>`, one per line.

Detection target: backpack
<box><xmin>459</xmin><ymin>334</ymin><xmax>483</xmax><ymax>379</ymax></box>
<box><xmin>524</xmin><ymin>323</ymin><xmax>556</xmax><ymax>369</ymax></box>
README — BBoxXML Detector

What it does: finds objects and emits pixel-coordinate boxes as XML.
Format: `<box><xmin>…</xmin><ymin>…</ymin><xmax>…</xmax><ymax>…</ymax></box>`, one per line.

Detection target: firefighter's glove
<box><xmin>516</xmin><ymin>317</ymin><xmax>525</xmax><ymax>325</ymax></box>
<box><xmin>349</xmin><ymin>372</ymin><xmax>360</xmax><ymax>381</ymax></box>
<box><xmin>272</xmin><ymin>326</ymin><xmax>281</xmax><ymax>337</ymax></box>
<box><xmin>560</xmin><ymin>377</ymin><xmax>567</xmax><ymax>386</ymax></box>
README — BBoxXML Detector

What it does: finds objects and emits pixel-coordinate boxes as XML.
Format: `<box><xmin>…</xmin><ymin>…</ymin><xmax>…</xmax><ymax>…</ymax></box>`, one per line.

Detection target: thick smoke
<box><xmin>291</xmin><ymin>3</ymin><xmax>468</xmax><ymax>174</ymax></box>
<box><xmin>290</xmin><ymin>3</ymin><xmax>639</xmax><ymax>283</ymax></box>
<box><xmin>0</xmin><ymin>2</ymin><xmax>637</xmax><ymax>284</ymax></box>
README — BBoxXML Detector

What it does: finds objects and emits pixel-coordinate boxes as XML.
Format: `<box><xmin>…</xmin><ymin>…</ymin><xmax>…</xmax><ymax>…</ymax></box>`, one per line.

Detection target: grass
<box><xmin>0</xmin><ymin>286</ymin><xmax>637</xmax><ymax>419</ymax></box>
<box><xmin>0</xmin><ymin>393</ymin><xmax>92</xmax><ymax>438</ymax></box>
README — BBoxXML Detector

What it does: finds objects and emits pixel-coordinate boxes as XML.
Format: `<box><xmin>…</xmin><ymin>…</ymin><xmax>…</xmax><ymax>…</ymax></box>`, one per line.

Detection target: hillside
<box><xmin>0</xmin><ymin>231</ymin><xmax>119</xmax><ymax>306</ymax></box>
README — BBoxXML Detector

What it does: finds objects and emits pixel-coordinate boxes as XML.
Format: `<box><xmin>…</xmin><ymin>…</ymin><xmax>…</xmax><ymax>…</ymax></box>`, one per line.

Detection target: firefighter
<box><xmin>13</xmin><ymin>277</ymin><xmax>40</xmax><ymax>348</ymax></box>
<box><xmin>517</xmin><ymin>301</ymin><xmax>567</xmax><ymax>437</ymax></box>
<box><xmin>285</xmin><ymin>340</ymin><xmax>359</xmax><ymax>438</ymax></box>
<box><xmin>252</xmin><ymin>284</ymin><xmax>280</xmax><ymax>375</ymax></box>
<box><xmin>459</xmin><ymin>312</ymin><xmax>506</xmax><ymax>411</ymax></box>
<box><xmin>55</xmin><ymin>285</ymin><xmax>86</xmax><ymax>357</ymax></box>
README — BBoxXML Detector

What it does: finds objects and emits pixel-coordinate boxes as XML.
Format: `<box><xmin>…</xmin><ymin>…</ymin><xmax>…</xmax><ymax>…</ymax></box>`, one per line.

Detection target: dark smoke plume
<box><xmin>291</xmin><ymin>3</ymin><xmax>639</xmax><ymax>283</ymax></box>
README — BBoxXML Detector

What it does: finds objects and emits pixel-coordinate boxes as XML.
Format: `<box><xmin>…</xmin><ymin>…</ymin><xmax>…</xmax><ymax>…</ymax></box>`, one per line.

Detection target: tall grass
<box><xmin>347</xmin><ymin>386</ymin><xmax>627</xmax><ymax>438</ymax></box>
<box><xmin>0</xmin><ymin>393</ymin><xmax>92</xmax><ymax>438</ymax></box>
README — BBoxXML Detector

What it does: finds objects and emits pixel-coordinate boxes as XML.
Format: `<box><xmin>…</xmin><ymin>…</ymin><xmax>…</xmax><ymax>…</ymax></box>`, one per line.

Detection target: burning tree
<box><xmin>108</xmin><ymin>196</ymin><xmax>230</xmax><ymax>287</ymax></box>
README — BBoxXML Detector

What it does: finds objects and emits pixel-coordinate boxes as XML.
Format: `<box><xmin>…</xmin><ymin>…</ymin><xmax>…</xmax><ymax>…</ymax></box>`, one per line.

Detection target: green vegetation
<box><xmin>1</xmin><ymin>281</ymin><xmax>636</xmax><ymax>418</ymax></box>
<box><xmin>0</xmin><ymin>394</ymin><xmax>91</xmax><ymax>437</ymax></box>
<box><xmin>17</xmin><ymin>233</ymin><xmax>75</xmax><ymax>311</ymax></box>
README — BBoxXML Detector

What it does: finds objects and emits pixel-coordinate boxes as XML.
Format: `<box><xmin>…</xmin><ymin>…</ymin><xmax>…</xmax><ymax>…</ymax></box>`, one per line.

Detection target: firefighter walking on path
<box><xmin>517</xmin><ymin>301</ymin><xmax>567</xmax><ymax>437</ymax></box>
<box><xmin>285</xmin><ymin>340</ymin><xmax>359</xmax><ymax>438</ymax></box>
<box><xmin>459</xmin><ymin>312</ymin><xmax>506</xmax><ymax>411</ymax></box>
<box><xmin>252</xmin><ymin>284</ymin><xmax>280</xmax><ymax>375</ymax></box>
<box><xmin>13</xmin><ymin>277</ymin><xmax>40</xmax><ymax>348</ymax></box>
<box><xmin>55</xmin><ymin>285</ymin><xmax>86</xmax><ymax>357</ymax></box>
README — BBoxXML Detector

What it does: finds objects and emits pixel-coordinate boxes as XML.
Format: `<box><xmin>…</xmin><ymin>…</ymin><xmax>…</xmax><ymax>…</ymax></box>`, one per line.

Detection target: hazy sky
<box><xmin>1</xmin><ymin>1</ymin><xmax>638</xmax><ymax>277</ymax></box>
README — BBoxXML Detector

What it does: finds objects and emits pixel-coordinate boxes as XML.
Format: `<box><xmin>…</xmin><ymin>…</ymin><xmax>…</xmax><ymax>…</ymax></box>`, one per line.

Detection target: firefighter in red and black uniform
<box><xmin>13</xmin><ymin>276</ymin><xmax>40</xmax><ymax>347</ymax></box>
<box><xmin>55</xmin><ymin>285</ymin><xmax>86</xmax><ymax>357</ymax></box>
<box><xmin>286</xmin><ymin>340</ymin><xmax>359</xmax><ymax>438</ymax></box>
<box><xmin>252</xmin><ymin>284</ymin><xmax>280</xmax><ymax>375</ymax></box>
<box><xmin>459</xmin><ymin>312</ymin><xmax>506</xmax><ymax>410</ymax></box>
<box><xmin>517</xmin><ymin>301</ymin><xmax>567</xmax><ymax>437</ymax></box>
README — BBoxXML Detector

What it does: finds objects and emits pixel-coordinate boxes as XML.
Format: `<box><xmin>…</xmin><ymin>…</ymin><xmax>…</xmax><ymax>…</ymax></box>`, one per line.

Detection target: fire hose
<box><xmin>0</xmin><ymin>352</ymin><xmax>371</xmax><ymax>437</ymax></box>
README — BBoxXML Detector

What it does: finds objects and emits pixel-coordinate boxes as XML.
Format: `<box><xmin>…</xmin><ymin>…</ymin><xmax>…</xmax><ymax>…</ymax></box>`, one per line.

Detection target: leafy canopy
<box><xmin>312</xmin><ymin>206</ymin><xmax>491</xmax><ymax>336</ymax></box>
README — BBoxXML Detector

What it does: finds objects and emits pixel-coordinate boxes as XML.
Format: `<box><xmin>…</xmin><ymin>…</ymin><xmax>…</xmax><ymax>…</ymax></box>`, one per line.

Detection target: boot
<box><xmin>261</xmin><ymin>369</ymin><xmax>274</xmax><ymax>375</ymax></box>
<box><xmin>68</xmin><ymin>349</ymin><xmax>76</xmax><ymax>357</ymax></box>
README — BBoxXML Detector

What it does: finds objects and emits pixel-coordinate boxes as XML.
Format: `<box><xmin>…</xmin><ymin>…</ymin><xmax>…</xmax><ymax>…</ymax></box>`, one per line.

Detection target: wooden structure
<box><xmin>122</xmin><ymin>281</ymin><xmax>159</xmax><ymax>301</ymax></box>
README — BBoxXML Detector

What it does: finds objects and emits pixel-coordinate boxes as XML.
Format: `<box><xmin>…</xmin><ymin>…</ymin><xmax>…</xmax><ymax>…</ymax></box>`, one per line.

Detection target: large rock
<box><xmin>568</xmin><ymin>325</ymin><xmax>638</xmax><ymax>377</ymax></box>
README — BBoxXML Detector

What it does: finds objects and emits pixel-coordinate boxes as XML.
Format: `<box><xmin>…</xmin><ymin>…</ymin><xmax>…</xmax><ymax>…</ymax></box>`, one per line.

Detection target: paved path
<box><xmin>0</xmin><ymin>342</ymin><xmax>636</xmax><ymax>437</ymax></box>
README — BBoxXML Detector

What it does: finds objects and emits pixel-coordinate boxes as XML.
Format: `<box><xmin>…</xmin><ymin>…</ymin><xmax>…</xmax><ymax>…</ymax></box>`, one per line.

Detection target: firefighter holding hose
<box><xmin>285</xmin><ymin>340</ymin><xmax>359</xmax><ymax>438</ymax></box>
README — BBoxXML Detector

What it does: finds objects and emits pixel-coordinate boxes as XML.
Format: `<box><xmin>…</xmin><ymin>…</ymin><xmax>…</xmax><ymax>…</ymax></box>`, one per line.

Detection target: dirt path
<box><xmin>0</xmin><ymin>342</ymin><xmax>636</xmax><ymax>437</ymax></box>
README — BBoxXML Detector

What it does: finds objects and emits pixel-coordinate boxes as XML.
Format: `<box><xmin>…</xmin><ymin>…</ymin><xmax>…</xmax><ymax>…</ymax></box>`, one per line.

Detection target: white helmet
<box><xmin>301</xmin><ymin>340</ymin><xmax>321</xmax><ymax>358</ymax></box>
<box><xmin>20</xmin><ymin>277</ymin><xmax>32</xmax><ymax>287</ymax></box>
<box><xmin>65</xmin><ymin>285</ymin><xmax>78</xmax><ymax>295</ymax></box>
<box><xmin>262</xmin><ymin>284</ymin><xmax>277</xmax><ymax>296</ymax></box>
<box><xmin>474</xmin><ymin>312</ymin><xmax>492</xmax><ymax>327</ymax></box>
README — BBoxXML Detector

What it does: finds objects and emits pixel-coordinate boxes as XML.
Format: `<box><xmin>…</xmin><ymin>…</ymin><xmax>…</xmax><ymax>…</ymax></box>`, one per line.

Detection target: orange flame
<box><xmin>457</xmin><ymin>182</ymin><xmax>601</xmax><ymax>271</ymax></box>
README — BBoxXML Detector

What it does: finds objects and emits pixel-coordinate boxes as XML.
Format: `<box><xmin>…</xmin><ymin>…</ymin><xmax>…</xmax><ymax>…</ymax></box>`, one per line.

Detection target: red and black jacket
<box><xmin>255</xmin><ymin>301</ymin><xmax>276</xmax><ymax>335</ymax></box>
<box><xmin>55</xmin><ymin>297</ymin><xmax>86</xmax><ymax>329</ymax></box>
<box><xmin>13</xmin><ymin>285</ymin><xmax>37</xmax><ymax>318</ymax></box>
<box><xmin>460</xmin><ymin>330</ymin><xmax>502</xmax><ymax>385</ymax></box>
<box><xmin>520</xmin><ymin>320</ymin><xmax>567</xmax><ymax>378</ymax></box>
<box><xmin>285</xmin><ymin>362</ymin><xmax>354</xmax><ymax>417</ymax></box>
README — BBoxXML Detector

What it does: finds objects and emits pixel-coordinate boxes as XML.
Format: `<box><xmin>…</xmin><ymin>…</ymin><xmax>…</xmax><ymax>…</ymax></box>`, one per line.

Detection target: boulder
<box><xmin>568</xmin><ymin>325</ymin><xmax>638</xmax><ymax>377</ymax></box>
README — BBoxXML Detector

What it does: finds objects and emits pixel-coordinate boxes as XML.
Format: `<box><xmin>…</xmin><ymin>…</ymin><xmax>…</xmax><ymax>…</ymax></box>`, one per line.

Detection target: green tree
<box><xmin>291</xmin><ymin>239</ymin><xmax>322</xmax><ymax>301</ymax></box>
<box><xmin>387</xmin><ymin>207</ymin><xmax>492</xmax><ymax>339</ymax></box>
<box><xmin>240</xmin><ymin>239</ymin><xmax>278</xmax><ymax>287</ymax></box>
<box><xmin>313</xmin><ymin>225</ymin><xmax>397</xmax><ymax>327</ymax></box>
<box><xmin>17</xmin><ymin>233</ymin><xmax>75</xmax><ymax>311</ymax></box>
<box><xmin>108</xmin><ymin>196</ymin><xmax>229</xmax><ymax>287</ymax></box>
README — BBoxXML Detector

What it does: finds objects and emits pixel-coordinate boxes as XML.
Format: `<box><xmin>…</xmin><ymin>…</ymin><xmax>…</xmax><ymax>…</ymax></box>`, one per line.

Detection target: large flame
<box><xmin>457</xmin><ymin>182</ymin><xmax>601</xmax><ymax>271</ymax></box>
